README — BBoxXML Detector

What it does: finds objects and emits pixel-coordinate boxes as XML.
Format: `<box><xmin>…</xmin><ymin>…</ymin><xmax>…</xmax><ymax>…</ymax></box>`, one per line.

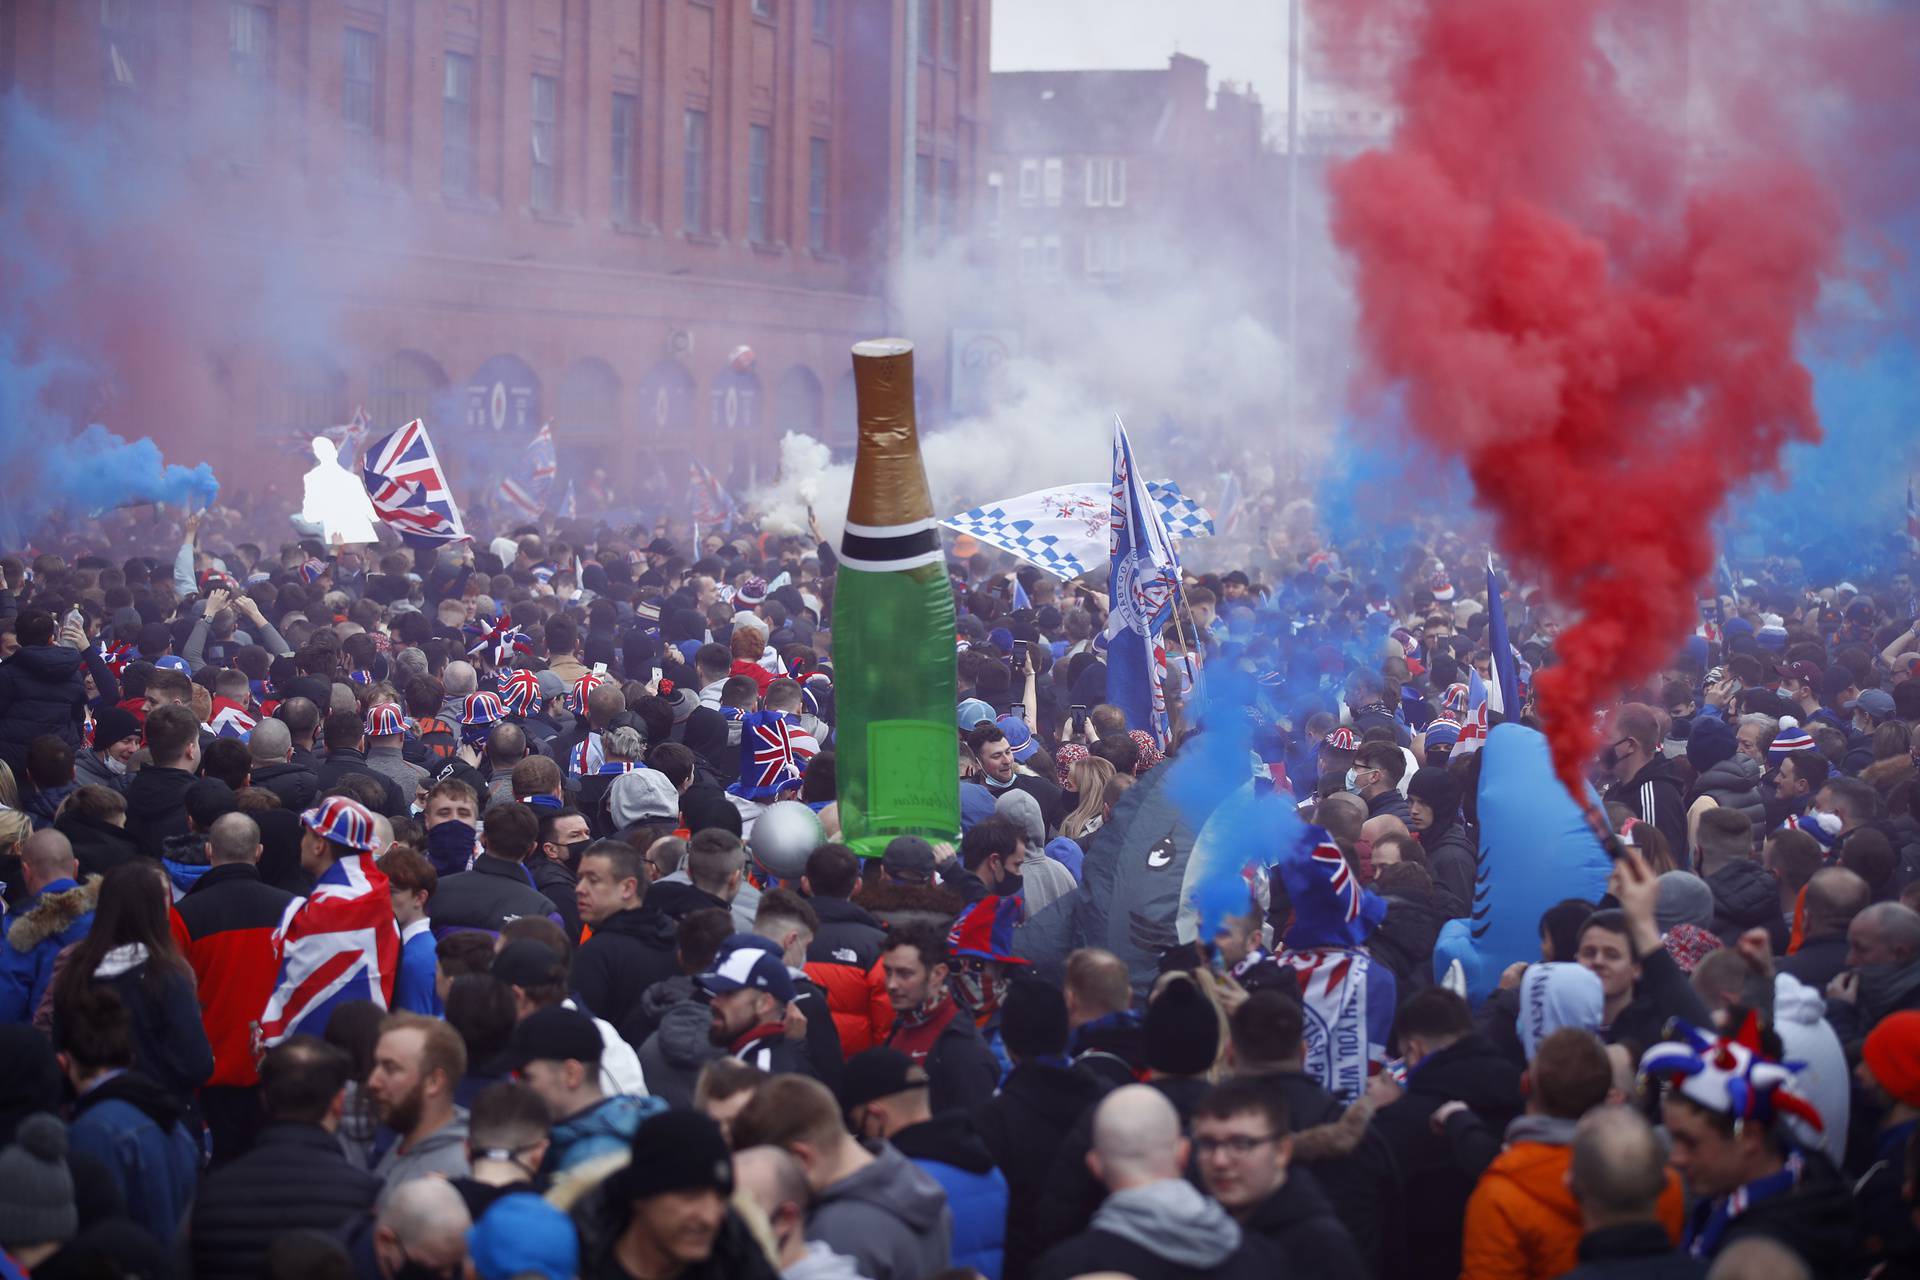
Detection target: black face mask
<box><xmin>561</xmin><ymin>837</ymin><xmax>592</xmax><ymax>870</ymax></box>
<box><xmin>991</xmin><ymin>868</ymin><xmax>1023</xmax><ymax>898</ymax></box>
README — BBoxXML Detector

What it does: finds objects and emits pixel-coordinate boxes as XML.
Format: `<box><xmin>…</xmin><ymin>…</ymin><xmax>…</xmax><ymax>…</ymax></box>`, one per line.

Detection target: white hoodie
<box><xmin>1774</xmin><ymin>972</ymin><xmax>1850</xmax><ymax>1167</ymax></box>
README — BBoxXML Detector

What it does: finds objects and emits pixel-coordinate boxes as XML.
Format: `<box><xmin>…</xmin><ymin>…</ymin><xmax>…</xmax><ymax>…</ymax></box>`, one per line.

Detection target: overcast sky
<box><xmin>990</xmin><ymin>1</ymin><xmax>1293</xmax><ymax>104</ymax></box>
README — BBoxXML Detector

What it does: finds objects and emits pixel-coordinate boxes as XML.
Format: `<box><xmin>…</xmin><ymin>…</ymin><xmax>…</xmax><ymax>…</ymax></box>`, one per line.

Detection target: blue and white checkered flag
<box><xmin>942</xmin><ymin>479</ymin><xmax>1213</xmax><ymax>581</ymax></box>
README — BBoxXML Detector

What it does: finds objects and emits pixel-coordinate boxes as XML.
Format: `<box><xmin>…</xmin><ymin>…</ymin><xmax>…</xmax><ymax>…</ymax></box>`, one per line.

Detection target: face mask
<box><xmin>992</xmin><ymin>868</ymin><xmax>1023</xmax><ymax>898</ymax></box>
<box><xmin>1344</xmin><ymin>768</ymin><xmax>1360</xmax><ymax>792</ymax></box>
<box><xmin>424</xmin><ymin>821</ymin><xmax>478</xmax><ymax>876</ymax></box>
<box><xmin>104</xmin><ymin>756</ymin><xmax>127</xmax><ymax>776</ymax></box>
<box><xmin>561</xmin><ymin>838</ymin><xmax>592</xmax><ymax>870</ymax></box>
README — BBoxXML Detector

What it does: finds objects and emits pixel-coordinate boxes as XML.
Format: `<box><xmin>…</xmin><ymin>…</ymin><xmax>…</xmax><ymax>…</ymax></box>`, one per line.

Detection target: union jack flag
<box><xmin>207</xmin><ymin>696</ymin><xmax>258</xmax><ymax>741</ymax></box>
<box><xmin>729</xmin><ymin>711</ymin><xmax>819</xmax><ymax>801</ymax></box>
<box><xmin>256</xmin><ymin>853</ymin><xmax>399</xmax><ymax>1050</ymax></box>
<box><xmin>336</xmin><ymin>405</ymin><xmax>371</xmax><ymax>472</ymax></box>
<box><xmin>1311</xmin><ymin>835</ymin><xmax>1362</xmax><ymax>923</ymax></box>
<box><xmin>361</xmin><ymin>419</ymin><xmax>468</xmax><ymax>548</ymax></box>
<box><xmin>689</xmin><ymin>459</ymin><xmax>738</xmax><ymax>532</ymax></box>
<box><xmin>557</xmin><ymin>480</ymin><xmax>577</xmax><ymax>521</ymax></box>
<box><xmin>97</xmin><ymin>639</ymin><xmax>133</xmax><ymax>677</ymax></box>
<box><xmin>498</xmin><ymin>421</ymin><xmax>557</xmax><ymax>521</ymax></box>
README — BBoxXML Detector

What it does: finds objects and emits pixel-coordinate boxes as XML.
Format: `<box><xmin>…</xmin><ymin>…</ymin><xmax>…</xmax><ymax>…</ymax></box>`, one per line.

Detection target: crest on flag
<box><xmin>362</xmin><ymin>420</ymin><xmax>468</xmax><ymax>547</ymax></box>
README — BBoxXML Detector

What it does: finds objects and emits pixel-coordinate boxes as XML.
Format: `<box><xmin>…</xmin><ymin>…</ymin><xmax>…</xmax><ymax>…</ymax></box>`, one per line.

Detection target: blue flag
<box><xmin>1486</xmin><ymin>555</ymin><xmax>1521</xmax><ymax>720</ymax></box>
<box><xmin>1105</xmin><ymin>417</ymin><xmax>1180</xmax><ymax>744</ymax></box>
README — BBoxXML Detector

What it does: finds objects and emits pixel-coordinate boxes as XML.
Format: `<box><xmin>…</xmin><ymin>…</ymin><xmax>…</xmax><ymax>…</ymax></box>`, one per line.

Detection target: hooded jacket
<box><xmin>635</xmin><ymin>987</ymin><xmax>723</xmax><ymax>1110</ymax></box>
<box><xmin>68</xmin><ymin>1068</ymin><xmax>202</xmax><ymax>1245</ymax></box>
<box><xmin>974</xmin><ymin>1059</ymin><xmax>1109</xmax><ymax>1280</ymax></box>
<box><xmin>1771</xmin><ymin>973</ymin><xmax>1849</xmax><ymax>1168</ymax></box>
<box><xmin>74</xmin><ymin>745</ymin><xmax>129</xmax><ymax>795</ymax></box>
<box><xmin>1704</xmin><ymin>859</ymin><xmax>1789</xmax><ymax>951</ymax></box>
<box><xmin>1827</xmin><ymin>953</ymin><xmax>1920</xmax><ymax>1046</ymax></box>
<box><xmin>542</xmin><ymin>1093</ymin><xmax>667</xmax><ymax>1176</ymax></box>
<box><xmin>1461</xmin><ymin>1114</ymin><xmax>1685</xmax><ymax>1280</ymax></box>
<box><xmin>58</xmin><ymin>942</ymin><xmax>216</xmax><ymax>1103</ymax></box>
<box><xmin>1408</xmin><ymin>767</ymin><xmax>1476</xmax><ymax>905</ymax></box>
<box><xmin>56</xmin><ymin>811</ymin><xmax>141</xmax><ymax>879</ymax></box>
<box><xmin>572</xmin><ymin>904</ymin><xmax>679</xmax><ymax>1027</ymax></box>
<box><xmin>249</xmin><ymin>760</ymin><xmax>319</xmax><ymax>813</ymax></box>
<box><xmin>124</xmin><ymin>764</ymin><xmax>197</xmax><ymax>858</ymax></box>
<box><xmin>1689</xmin><ymin>754</ymin><xmax>1768</xmax><ymax>836</ymax></box>
<box><xmin>810</xmin><ymin>1141</ymin><xmax>954</xmax><ymax>1280</ymax></box>
<box><xmin>0</xmin><ymin>644</ymin><xmax>89</xmax><ymax>771</ymax></box>
<box><xmin>892</xmin><ymin>1112</ymin><xmax>1010</xmax><ymax>1280</ymax></box>
<box><xmin>1372</xmin><ymin>891</ymin><xmax>1452</xmax><ymax>994</ymax></box>
<box><xmin>1034</xmin><ymin>1177</ymin><xmax>1277</xmax><ymax>1280</ymax></box>
<box><xmin>1372</xmin><ymin>1033</ymin><xmax>1525</xmax><ymax>1280</ymax></box>
<box><xmin>0</xmin><ymin>875</ymin><xmax>97</xmax><ymax>1023</ymax></box>
<box><xmin>1239</xmin><ymin>1166</ymin><xmax>1368</xmax><ymax>1280</ymax></box>
<box><xmin>372</xmin><ymin>1113</ymin><xmax>471</xmax><ymax>1205</ymax></box>
<box><xmin>806</xmin><ymin>896</ymin><xmax>890</xmax><ymax>1057</ymax></box>
<box><xmin>169</xmin><ymin>861</ymin><xmax>294</xmax><ymax>1088</ymax></box>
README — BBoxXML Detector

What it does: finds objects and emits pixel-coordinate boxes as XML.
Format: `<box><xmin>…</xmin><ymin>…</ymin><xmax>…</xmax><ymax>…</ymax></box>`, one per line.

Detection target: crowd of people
<box><xmin>0</xmin><ymin>492</ymin><xmax>1917</xmax><ymax>1280</ymax></box>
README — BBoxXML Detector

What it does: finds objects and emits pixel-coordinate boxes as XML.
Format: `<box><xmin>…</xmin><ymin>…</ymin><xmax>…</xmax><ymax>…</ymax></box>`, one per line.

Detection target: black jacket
<box><xmin>1694</xmin><ymin>1151</ymin><xmax>1863</xmax><ymax>1280</ymax></box>
<box><xmin>124</xmin><ymin>765</ymin><xmax>197</xmax><ymax>859</ymax></box>
<box><xmin>313</xmin><ymin>748</ymin><xmax>406</xmax><ymax>816</ymax></box>
<box><xmin>56</xmin><ymin>812</ymin><xmax>143</xmax><ymax>880</ymax></box>
<box><xmin>189</xmin><ymin>1122</ymin><xmax>382</xmax><ymax>1280</ymax></box>
<box><xmin>529</xmin><ymin>856</ymin><xmax>580</xmax><ymax>939</ymax></box>
<box><xmin>791</xmin><ymin>970</ymin><xmax>845</xmax><ymax>1091</ymax></box>
<box><xmin>1608</xmin><ymin>944</ymin><xmax>1714</xmax><ymax>1051</ymax></box>
<box><xmin>1705</xmin><ymin>859</ymin><xmax>1789</xmax><ymax>951</ymax></box>
<box><xmin>1370</xmin><ymin>1033</ymin><xmax>1523</xmax><ymax>1280</ymax></box>
<box><xmin>1372</xmin><ymin>892</ymin><xmax>1451</xmax><ymax>993</ymax></box>
<box><xmin>1605</xmin><ymin>757</ymin><xmax>1688</xmax><ymax>862</ymax></box>
<box><xmin>249</xmin><ymin>761</ymin><xmax>319</xmax><ymax>813</ymax></box>
<box><xmin>642</xmin><ymin>878</ymin><xmax>732</xmax><ymax>922</ymax></box>
<box><xmin>0</xmin><ymin>645</ymin><xmax>90</xmax><ymax>773</ymax></box>
<box><xmin>572</xmin><ymin>904</ymin><xmax>679</xmax><ymax>1027</ymax></box>
<box><xmin>1562</xmin><ymin>1223</ymin><xmax>1707</xmax><ymax>1280</ymax></box>
<box><xmin>974</xmin><ymin>1060</ymin><xmax>1109</xmax><ymax>1280</ymax></box>
<box><xmin>807</xmin><ymin>895</ymin><xmax>888</xmax><ymax>971</ymax></box>
<box><xmin>1034</xmin><ymin>1211</ymin><xmax>1277</xmax><ymax>1280</ymax></box>
<box><xmin>1035</xmin><ymin>1075</ymin><xmax>1211</xmax><ymax>1256</ymax></box>
<box><xmin>1239</xmin><ymin>1167</ymin><xmax>1368</xmax><ymax>1280</ymax></box>
<box><xmin>1777</xmin><ymin>934</ymin><xmax>1849</xmax><ymax>995</ymax></box>
<box><xmin>1366</xmin><ymin>786</ymin><xmax>1414</xmax><ymax>825</ymax></box>
<box><xmin>56</xmin><ymin>960</ymin><xmax>215</xmax><ymax>1105</ymax></box>
<box><xmin>1246</xmin><ymin>1068</ymin><xmax>1402</xmax><ymax>1278</ymax></box>
<box><xmin>1419</xmin><ymin>818</ymin><xmax>1479</xmax><ymax>909</ymax></box>
<box><xmin>428</xmin><ymin>856</ymin><xmax>563</xmax><ymax>936</ymax></box>
<box><xmin>633</xmin><ymin>980</ymin><xmax>722</xmax><ymax>1110</ymax></box>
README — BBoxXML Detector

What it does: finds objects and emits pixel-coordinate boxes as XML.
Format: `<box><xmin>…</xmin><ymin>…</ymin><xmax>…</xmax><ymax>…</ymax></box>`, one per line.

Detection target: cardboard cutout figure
<box><xmin>299</xmin><ymin>436</ymin><xmax>379</xmax><ymax>545</ymax></box>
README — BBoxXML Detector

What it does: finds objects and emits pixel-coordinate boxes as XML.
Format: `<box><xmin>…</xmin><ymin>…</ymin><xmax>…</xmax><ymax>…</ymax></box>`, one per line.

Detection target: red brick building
<box><xmin>0</xmin><ymin>0</ymin><xmax>989</xmax><ymax>504</ymax></box>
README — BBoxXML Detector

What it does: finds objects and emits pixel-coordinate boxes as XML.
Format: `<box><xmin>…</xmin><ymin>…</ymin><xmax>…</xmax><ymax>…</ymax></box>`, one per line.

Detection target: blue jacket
<box><xmin>68</xmin><ymin>1070</ymin><xmax>202</xmax><ymax>1245</ymax></box>
<box><xmin>391</xmin><ymin>920</ymin><xmax>442</xmax><ymax>1015</ymax></box>
<box><xmin>542</xmin><ymin>1092</ymin><xmax>666</xmax><ymax>1176</ymax></box>
<box><xmin>0</xmin><ymin>876</ymin><xmax>97</xmax><ymax>1022</ymax></box>
<box><xmin>893</xmin><ymin>1113</ymin><xmax>1008</xmax><ymax>1280</ymax></box>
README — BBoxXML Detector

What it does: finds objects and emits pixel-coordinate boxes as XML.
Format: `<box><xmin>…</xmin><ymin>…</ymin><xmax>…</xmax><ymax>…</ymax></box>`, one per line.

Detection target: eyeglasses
<box><xmin>1194</xmin><ymin>1133</ymin><xmax>1280</xmax><ymax>1157</ymax></box>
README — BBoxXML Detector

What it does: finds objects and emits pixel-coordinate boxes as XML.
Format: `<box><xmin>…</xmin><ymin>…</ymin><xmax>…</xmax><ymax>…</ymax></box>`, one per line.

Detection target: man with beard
<box><xmin>883</xmin><ymin>922</ymin><xmax>999</xmax><ymax>1114</ymax></box>
<box><xmin>698</xmin><ymin>934</ymin><xmax>812</xmax><ymax>1076</ymax></box>
<box><xmin>367</xmin><ymin>1013</ymin><xmax>471</xmax><ymax>1203</ymax></box>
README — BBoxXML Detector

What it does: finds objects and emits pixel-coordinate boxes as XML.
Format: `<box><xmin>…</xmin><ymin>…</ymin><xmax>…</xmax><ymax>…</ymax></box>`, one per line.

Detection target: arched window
<box><xmin>773</xmin><ymin>365</ymin><xmax>823</xmax><ymax>440</ymax></box>
<box><xmin>370</xmin><ymin>350</ymin><xmax>448</xmax><ymax>430</ymax></box>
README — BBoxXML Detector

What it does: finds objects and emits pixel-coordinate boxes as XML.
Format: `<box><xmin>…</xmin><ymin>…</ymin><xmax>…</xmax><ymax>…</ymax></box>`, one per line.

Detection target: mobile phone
<box><xmin>1012</xmin><ymin>640</ymin><xmax>1029</xmax><ymax>671</ymax></box>
<box><xmin>1070</xmin><ymin>704</ymin><xmax>1088</xmax><ymax>737</ymax></box>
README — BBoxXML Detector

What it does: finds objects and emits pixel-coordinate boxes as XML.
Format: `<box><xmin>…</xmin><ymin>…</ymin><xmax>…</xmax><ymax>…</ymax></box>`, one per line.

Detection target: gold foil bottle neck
<box><xmin>847</xmin><ymin>338</ymin><xmax>933</xmax><ymax>529</ymax></box>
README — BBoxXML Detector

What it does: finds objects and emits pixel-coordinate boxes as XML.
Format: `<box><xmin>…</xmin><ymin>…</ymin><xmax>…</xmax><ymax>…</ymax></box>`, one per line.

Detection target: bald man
<box><xmin>1563</xmin><ymin>1106</ymin><xmax>1699</xmax><ymax>1280</ymax></box>
<box><xmin>1033</xmin><ymin>1085</ymin><xmax>1276</xmax><ymax>1280</ymax></box>
<box><xmin>1779</xmin><ymin>868</ymin><xmax>1870</xmax><ymax>993</ymax></box>
<box><xmin>350</xmin><ymin>1177</ymin><xmax>470</xmax><ymax>1280</ymax></box>
<box><xmin>0</xmin><ymin>830</ymin><xmax>91</xmax><ymax>1022</ymax></box>
<box><xmin>734</xmin><ymin>1145</ymin><xmax>865</xmax><ymax>1278</ymax></box>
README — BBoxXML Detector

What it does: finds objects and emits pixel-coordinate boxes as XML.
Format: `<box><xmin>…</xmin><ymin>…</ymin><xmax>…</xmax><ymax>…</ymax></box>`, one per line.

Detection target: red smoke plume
<box><xmin>1317</xmin><ymin>0</ymin><xmax>1841</xmax><ymax>796</ymax></box>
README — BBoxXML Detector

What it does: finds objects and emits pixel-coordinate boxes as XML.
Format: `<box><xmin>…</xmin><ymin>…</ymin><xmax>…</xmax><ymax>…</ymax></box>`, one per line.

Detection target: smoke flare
<box><xmin>1316</xmin><ymin>0</ymin><xmax>1841</xmax><ymax>795</ymax></box>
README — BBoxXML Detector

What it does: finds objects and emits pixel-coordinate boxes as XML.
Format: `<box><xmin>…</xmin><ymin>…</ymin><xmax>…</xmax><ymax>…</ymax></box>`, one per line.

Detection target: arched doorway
<box><xmin>464</xmin><ymin>354</ymin><xmax>542</xmax><ymax>436</ymax></box>
<box><xmin>634</xmin><ymin>359</ymin><xmax>696</xmax><ymax>513</ymax></box>
<box><xmin>709</xmin><ymin>366</ymin><xmax>762</xmax><ymax>490</ymax></box>
<box><xmin>370</xmin><ymin>350</ymin><xmax>448</xmax><ymax>433</ymax></box>
<box><xmin>773</xmin><ymin>365</ymin><xmax>823</xmax><ymax>440</ymax></box>
<box><xmin>828</xmin><ymin>369</ymin><xmax>858</xmax><ymax>462</ymax></box>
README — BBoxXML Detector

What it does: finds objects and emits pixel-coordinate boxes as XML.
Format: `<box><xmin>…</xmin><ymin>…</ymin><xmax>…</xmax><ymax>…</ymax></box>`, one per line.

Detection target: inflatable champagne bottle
<box><xmin>834</xmin><ymin>339</ymin><xmax>959</xmax><ymax>857</ymax></box>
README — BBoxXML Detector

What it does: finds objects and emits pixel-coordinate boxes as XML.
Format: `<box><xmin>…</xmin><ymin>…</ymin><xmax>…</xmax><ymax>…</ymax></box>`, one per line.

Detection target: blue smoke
<box><xmin>46</xmin><ymin>425</ymin><xmax>220</xmax><ymax>517</ymax></box>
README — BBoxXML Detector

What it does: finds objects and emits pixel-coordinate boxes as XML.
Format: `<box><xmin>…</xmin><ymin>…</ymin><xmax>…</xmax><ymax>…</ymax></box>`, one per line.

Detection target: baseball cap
<box><xmin>1847</xmin><ymin>688</ymin><xmax>1896</xmax><ymax>719</ymax></box>
<box><xmin>881</xmin><ymin>835</ymin><xmax>936</xmax><ymax>884</ymax></box>
<box><xmin>504</xmin><ymin>1005</ymin><xmax>603</xmax><ymax>1072</ymax></box>
<box><xmin>468</xmin><ymin>1194</ymin><xmax>578</xmax><ymax>1280</ymax></box>
<box><xmin>1783</xmin><ymin>660</ymin><xmax>1824</xmax><ymax>687</ymax></box>
<box><xmin>837</xmin><ymin>1047</ymin><xmax>928</xmax><ymax>1114</ymax></box>
<box><xmin>957</xmin><ymin>698</ymin><xmax>996</xmax><ymax>730</ymax></box>
<box><xmin>491</xmin><ymin>939</ymin><xmax>568</xmax><ymax>992</ymax></box>
<box><xmin>996</xmin><ymin>715</ymin><xmax>1040</xmax><ymax>763</ymax></box>
<box><xmin>697</xmin><ymin>934</ymin><xmax>797</xmax><ymax>1005</ymax></box>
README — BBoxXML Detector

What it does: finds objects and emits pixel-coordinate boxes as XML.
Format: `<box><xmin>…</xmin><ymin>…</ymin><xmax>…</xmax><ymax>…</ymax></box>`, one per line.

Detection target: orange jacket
<box><xmin>804</xmin><ymin>956</ymin><xmax>894</xmax><ymax>1058</ymax></box>
<box><xmin>1462</xmin><ymin>1137</ymin><xmax>1685</xmax><ymax>1280</ymax></box>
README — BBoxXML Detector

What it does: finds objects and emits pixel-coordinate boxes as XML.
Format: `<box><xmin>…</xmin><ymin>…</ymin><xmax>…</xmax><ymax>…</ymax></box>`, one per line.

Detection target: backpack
<box><xmin>407</xmin><ymin>715</ymin><xmax>459</xmax><ymax>764</ymax></box>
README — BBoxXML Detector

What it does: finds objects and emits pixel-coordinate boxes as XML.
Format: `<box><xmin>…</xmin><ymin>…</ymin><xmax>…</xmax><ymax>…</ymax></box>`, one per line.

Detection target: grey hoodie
<box><xmin>373</xmin><ymin>1112</ymin><xmax>471</xmax><ymax>1205</ymax></box>
<box><xmin>783</xmin><ymin>1240</ymin><xmax>868</xmax><ymax>1280</ymax></box>
<box><xmin>637</xmin><ymin>995</ymin><xmax>723</xmax><ymax>1110</ymax></box>
<box><xmin>1091</xmin><ymin>1178</ymin><xmax>1243</xmax><ymax>1269</ymax></box>
<box><xmin>810</xmin><ymin>1142</ymin><xmax>952</xmax><ymax>1280</ymax></box>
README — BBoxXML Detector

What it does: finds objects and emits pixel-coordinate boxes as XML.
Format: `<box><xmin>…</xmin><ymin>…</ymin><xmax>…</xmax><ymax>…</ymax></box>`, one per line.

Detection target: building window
<box><xmin>102</xmin><ymin>0</ymin><xmax>140</xmax><ymax>91</ymax></box>
<box><xmin>747</xmin><ymin>124</ymin><xmax>772</xmax><ymax>243</ymax></box>
<box><xmin>343</xmin><ymin>28</ymin><xmax>378</xmax><ymax>169</ymax></box>
<box><xmin>1085</xmin><ymin>230</ymin><xmax>1127</xmax><ymax>281</ymax></box>
<box><xmin>1085</xmin><ymin>157</ymin><xmax>1127</xmax><ymax>207</ymax></box>
<box><xmin>812</xmin><ymin>0</ymin><xmax>831</xmax><ymax>39</ymax></box>
<box><xmin>1017</xmin><ymin>236</ymin><xmax>1038</xmax><ymax>284</ymax></box>
<box><xmin>938</xmin><ymin>157</ymin><xmax>956</xmax><ymax>237</ymax></box>
<box><xmin>1017</xmin><ymin>159</ymin><xmax>1039</xmax><ymax>206</ymax></box>
<box><xmin>918</xmin><ymin>0</ymin><xmax>935</xmax><ymax>60</ymax></box>
<box><xmin>229</xmin><ymin>3</ymin><xmax>273</xmax><ymax>154</ymax></box>
<box><xmin>531</xmin><ymin>73</ymin><xmax>559</xmax><ymax>213</ymax></box>
<box><xmin>442</xmin><ymin>52</ymin><xmax>475</xmax><ymax>197</ymax></box>
<box><xmin>1042</xmin><ymin>234</ymin><xmax>1063</xmax><ymax>283</ymax></box>
<box><xmin>1042</xmin><ymin>157</ymin><xmax>1063</xmax><ymax>207</ymax></box>
<box><xmin>941</xmin><ymin>0</ymin><xmax>959</xmax><ymax>65</ymax></box>
<box><xmin>985</xmin><ymin>172</ymin><xmax>1003</xmax><ymax>236</ymax></box>
<box><xmin>808</xmin><ymin>137</ymin><xmax>830</xmax><ymax>253</ymax></box>
<box><xmin>612</xmin><ymin>92</ymin><xmax>637</xmax><ymax>222</ymax></box>
<box><xmin>915</xmin><ymin>153</ymin><xmax>933</xmax><ymax>248</ymax></box>
<box><xmin>752</xmin><ymin>0</ymin><xmax>774</xmax><ymax>15</ymax></box>
<box><xmin>683</xmin><ymin>109</ymin><xmax>708</xmax><ymax>234</ymax></box>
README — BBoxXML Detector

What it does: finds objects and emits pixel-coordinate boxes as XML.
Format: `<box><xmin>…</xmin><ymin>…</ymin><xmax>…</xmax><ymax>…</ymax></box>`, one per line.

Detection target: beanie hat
<box><xmin>1866</xmin><ymin>1011</ymin><xmax>1920</xmax><ymax>1109</ymax></box>
<box><xmin>1655</xmin><ymin>871</ymin><xmax>1716</xmax><ymax>932</ymax></box>
<box><xmin>612</xmin><ymin>1111</ymin><xmax>735</xmax><ymax>1203</ymax></box>
<box><xmin>1406</xmin><ymin>767</ymin><xmax>1461</xmax><ymax>822</ymax></box>
<box><xmin>1421</xmin><ymin>715</ymin><xmax>1461</xmax><ymax>749</ymax></box>
<box><xmin>1144</xmin><ymin>974</ymin><xmax>1220</xmax><ymax>1076</ymax></box>
<box><xmin>999</xmin><ymin>976</ymin><xmax>1070</xmax><ymax>1060</ymax></box>
<box><xmin>1768</xmin><ymin>717</ymin><xmax>1817</xmax><ymax>766</ymax></box>
<box><xmin>1516</xmin><ymin>963</ymin><xmax>1603</xmax><ymax>1061</ymax></box>
<box><xmin>90</xmin><ymin>705</ymin><xmax>141</xmax><ymax>751</ymax></box>
<box><xmin>0</xmin><ymin>1113</ymin><xmax>78</xmax><ymax>1248</ymax></box>
<box><xmin>1685</xmin><ymin>716</ymin><xmax>1738</xmax><ymax>774</ymax></box>
<box><xmin>1781</xmin><ymin>810</ymin><xmax>1842</xmax><ymax>853</ymax></box>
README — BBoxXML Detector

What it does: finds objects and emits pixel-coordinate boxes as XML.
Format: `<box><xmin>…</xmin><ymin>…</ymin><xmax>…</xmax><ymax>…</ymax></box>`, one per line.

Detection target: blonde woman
<box><xmin>1060</xmin><ymin>757</ymin><xmax>1118</xmax><ymax>842</ymax></box>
